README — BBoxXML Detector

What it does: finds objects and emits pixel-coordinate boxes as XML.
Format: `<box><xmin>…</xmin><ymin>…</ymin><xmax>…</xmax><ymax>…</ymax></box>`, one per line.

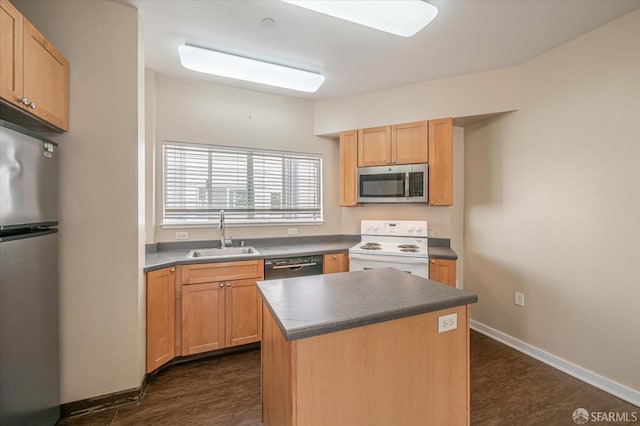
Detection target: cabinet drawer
<box><xmin>182</xmin><ymin>259</ymin><xmax>264</xmax><ymax>284</ymax></box>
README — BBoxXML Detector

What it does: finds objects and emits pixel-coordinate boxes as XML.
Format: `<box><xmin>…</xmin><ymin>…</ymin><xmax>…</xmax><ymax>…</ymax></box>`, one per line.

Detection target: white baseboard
<box><xmin>470</xmin><ymin>320</ymin><xmax>640</xmax><ymax>408</ymax></box>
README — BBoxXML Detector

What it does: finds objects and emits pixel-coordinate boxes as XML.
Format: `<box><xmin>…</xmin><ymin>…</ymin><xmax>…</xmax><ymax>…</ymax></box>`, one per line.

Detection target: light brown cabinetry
<box><xmin>323</xmin><ymin>253</ymin><xmax>349</xmax><ymax>274</ymax></box>
<box><xmin>0</xmin><ymin>0</ymin><xmax>69</xmax><ymax>131</ymax></box>
<box><xmin>0</xmin><ymin>0</ymin><xmax>23</xmax><ymax>107</ymax></box>
<box><xmin>146</xmin><ymin>267</ymin><xmax>176</xmax><ymax>373</ymax></box>
<box><xmin>261</xmin><ymin>304</ymin><xmax>470</xmax><ymax>426</ymax></box>
<box><xmin>357</xmin><ymin>121</ymin><xmax>427</xmax><ymax>167</ymax></box>
<box><xmin>225</xmin><ymin>277</ymin><xmax>262</xmax><ymax>347</ymax></box>
<box><xmin>339</xmin><ymin>130</ymin><xmax>359</xmax><ymax>207</ymax></box>
<box><xmin>357</xmin><ymin>126</ymin><xmax>391</xmax><ymax>167</ymax></box>
<box><xmin>429</xmin><ymin>258</ymin><xmax>456</xmax><ymax>287</ymax></box>
<box><xmin>428</xmin><ymin>118</ymin><xmax>453</xmax><ymax>206</ymax></box>
<box><xmin>181</xmin><ymin>260</ymin><xmax>264</xmax><ymax>356</ymax></box>
<box><xmin>181</xmin><ymin>281</ymin><xmax>226</xmax><ymax>354</ymax></box>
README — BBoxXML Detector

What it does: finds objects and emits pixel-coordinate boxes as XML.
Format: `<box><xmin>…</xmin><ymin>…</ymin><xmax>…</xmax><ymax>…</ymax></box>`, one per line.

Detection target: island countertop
<box><xmin>257</xmin><ymin>268</ymin><xmax>478</xmax><ymax>341</ymax></box>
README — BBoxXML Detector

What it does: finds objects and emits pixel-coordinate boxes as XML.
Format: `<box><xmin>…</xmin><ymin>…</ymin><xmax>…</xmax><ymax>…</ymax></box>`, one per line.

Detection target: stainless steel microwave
<box><xmin>357</xmin><ymin>163</ymin><xmax>428</xmax><ymax>203</ymax></box>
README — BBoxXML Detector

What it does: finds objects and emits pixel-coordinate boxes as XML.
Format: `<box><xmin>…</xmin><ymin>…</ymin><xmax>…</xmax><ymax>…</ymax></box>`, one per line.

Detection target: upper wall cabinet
<box><xmin>0</xmin><ymin>0</ymin><xmax>23</xmax><ymax>104</ymax></box>
<box><xmin>428</xmin><ymin>118</ymin><xmax>453</xmax><ymax>206</ymax></box>
<box><xmin>0</xmin><ymin>0</ymin><xmax>69</xmax><ymax>131</ymax></box>
<box><xmin>339</xmin><ymin>118</ymin><xmax>452</xmax><ymax>207</ymax></box>
<box><xmin>357</xmin><ymin>121</ymin><xmax>427</xmax><ymax>167</ymax></box>
<box><xmin>339</xmin><ymin>130</ymin><xmax>359</xmax><ymax>207</ymax></box>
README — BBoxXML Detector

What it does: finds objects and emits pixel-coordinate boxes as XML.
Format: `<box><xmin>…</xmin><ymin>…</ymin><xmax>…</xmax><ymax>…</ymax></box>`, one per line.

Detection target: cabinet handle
<box><xmin>219</xmin><ymin>283</ymin><xmax>224</xmax><ymax>288</ymax></box>
<box><xmin>17</xmin><ymin>97</ymin><xmax>29</xmax><ymax>105</ymax></box>
<box><xmin>226</xmin><ymin>282</ymin><xmax>231</xmax><ymax>287</ymax></box>
<box><xmin>170</xmin><ymin>268</ymin><xmax>176</xmax><ymax>273</ymax></box>
<box><xmin>28</xmin><ymin>101</ymin><xmax>36</xmax><ymax>109</ymax></box>
<box><xmin>332</xmin><ymin>255</ymin><xmax>337</xmax><ymax>260</ymax></box>
<box><xmin>391</xmin><ymin>160</ymin><xmax>395</xmax><ymax>164</ymax></box>
<box><xmin>430</xmin><ymin>259</ymin><xmax>436</xmax><ymax>264</ymax></box>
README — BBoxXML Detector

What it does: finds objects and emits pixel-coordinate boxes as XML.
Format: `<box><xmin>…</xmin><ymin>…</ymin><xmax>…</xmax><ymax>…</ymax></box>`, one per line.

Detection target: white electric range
<box><xmin>349</xmin><ymin>220</ymin><xmax>429</xmax><ymax>279</ymax></box>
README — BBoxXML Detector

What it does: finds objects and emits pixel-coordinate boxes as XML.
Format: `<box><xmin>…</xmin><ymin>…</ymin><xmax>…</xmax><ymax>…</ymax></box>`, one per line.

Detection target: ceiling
<box><xmin>119</xmin><ymin>0</ymin><xmax>640</xmax><ymax>100</ymax></box>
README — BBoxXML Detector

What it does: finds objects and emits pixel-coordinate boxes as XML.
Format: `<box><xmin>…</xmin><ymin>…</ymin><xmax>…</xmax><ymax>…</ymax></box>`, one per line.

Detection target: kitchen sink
<box><xmin>187</xmin><ymin>246</ymin><xmax>260</xmax><ymax>258</ymax></box>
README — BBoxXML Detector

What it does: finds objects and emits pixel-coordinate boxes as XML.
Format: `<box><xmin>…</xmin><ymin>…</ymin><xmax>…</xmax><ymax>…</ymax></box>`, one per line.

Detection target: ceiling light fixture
<box><xmin>178</xmin><ymin>44</ymin><xmax>325</xmax><ymax>93</ymax></box>
<box><xmin>281</xmin><ymin>0</ymin><xmax>438</xmax><ymax>37</ymax></box>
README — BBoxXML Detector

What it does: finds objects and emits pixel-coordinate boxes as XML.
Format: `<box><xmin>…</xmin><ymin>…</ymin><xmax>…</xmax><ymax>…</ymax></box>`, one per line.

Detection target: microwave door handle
<box><xmin>405</xmin><ymin>172</ymin><xmax>410</xmax><ymax>198</ymax></box>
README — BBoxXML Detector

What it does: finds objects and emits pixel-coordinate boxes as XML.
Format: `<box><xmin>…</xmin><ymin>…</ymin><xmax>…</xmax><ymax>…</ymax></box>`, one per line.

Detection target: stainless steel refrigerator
<box><xmin>0</xmin><ymin>119</ymin><xmax>59</xmax><ymax>425</ymax></box>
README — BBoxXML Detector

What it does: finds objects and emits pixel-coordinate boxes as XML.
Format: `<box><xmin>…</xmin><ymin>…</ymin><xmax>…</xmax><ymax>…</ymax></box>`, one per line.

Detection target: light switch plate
<box><xmin>175</xmin><ymin>231</ymin><xmax>189</xmax><ymax>240</ymax></box>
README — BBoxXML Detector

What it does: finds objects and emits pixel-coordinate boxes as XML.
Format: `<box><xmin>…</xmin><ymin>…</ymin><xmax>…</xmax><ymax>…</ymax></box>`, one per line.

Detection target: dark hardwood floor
<box><xmin>57</xmin><ymin>331</ymin><xmax>638</xmax><ymax>425</ymax></box>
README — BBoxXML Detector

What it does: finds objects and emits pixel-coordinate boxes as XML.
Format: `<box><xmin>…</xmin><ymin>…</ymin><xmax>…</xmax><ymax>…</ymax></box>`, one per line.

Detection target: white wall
<box><xmin>12</xmin><ymin>0</ymin><xmax>145</xmax><ymax>403</ymax></box>
<box><xmin>149</xmin><ymin>73</ymin><xmax>341</xmax><ymax>243</ymax></box>
<box><xmin>313</xmin><ymin>66</ymin><xmax>520</xmax><ymax>136</ymax></box>
<box><xmin>464</xmin><ymin>9</ymin><xmax>640</xmax><ymax>393</ymax></box>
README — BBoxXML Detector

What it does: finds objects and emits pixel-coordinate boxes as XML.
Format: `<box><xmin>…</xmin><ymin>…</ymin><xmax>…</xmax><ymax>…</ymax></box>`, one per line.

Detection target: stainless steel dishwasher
<box><xmin>264</xmin><ymin>255</ymin><xmax>323</xmax><ymax>279</ymax></box>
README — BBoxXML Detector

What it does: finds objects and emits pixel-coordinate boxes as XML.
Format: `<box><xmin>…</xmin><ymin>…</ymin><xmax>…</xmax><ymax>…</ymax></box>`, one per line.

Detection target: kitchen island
<box><xmin>257</xmin><ymin>268</ymin><xmax>478</xmax><ymax>426</ymax></box>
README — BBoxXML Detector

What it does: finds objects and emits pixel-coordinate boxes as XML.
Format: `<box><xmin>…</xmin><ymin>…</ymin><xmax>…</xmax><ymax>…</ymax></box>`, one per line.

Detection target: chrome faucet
<box><xmin>218</xmin><ymin>209</ymin><xmax>226</xmax><ymax>248</ymax></box>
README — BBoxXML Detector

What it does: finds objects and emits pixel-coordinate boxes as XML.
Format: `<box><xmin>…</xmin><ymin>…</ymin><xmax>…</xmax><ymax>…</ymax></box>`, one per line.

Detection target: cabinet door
<box><xmin>225</xmin><ymin>278</ymin><xmax>262</xmax><ymax>347</ymax></box>
<box><xmin>392</xmin><ymin>121</ymin><xmax>428</xmax><ymax>165</ymax></box>
<box><xmin>146</xmin><ymin>267</ymin><xmax>176</xmax><ymax>373</ymax></box>
<box><xmin>182</xmin><ymin>260</ymin><xmax>263</xmax><ymax>284</ymax></box>
<box><xmin>428</xmin><ymin>118</ymin><xmax>453</xmax><ymax>206</ymax></box>
<box><xmin>429</xmin><ymin>259</ymin><xmax>456</xmax><ymax>287</ymax></box>
<box><xmin>323</xmin><ymin>253</ymin><xmax>349</xmax><ymax>274</ymax></box>
<box><xmin>358</xmin><ymin>126</ymin><xmax>391</xmax><ymax>167</ymax></box>
<box><xmin>22</xmin><ymin>18</ymin><xmax>69</xmax><ymax>131</ymax></box>
<box><xmin>339</xmin><ymin>130</ymin><xmax>359</xmax><ymax>207</ymax></box>
<box><xmin>0</xmin><ymin>0</ymin><xmax>23</xmax><ymax>104</ymax></box>
<box><xmin>182</xmin><ymin>282</ymin><xmax>226</xmax><ymax>355</ymax></box>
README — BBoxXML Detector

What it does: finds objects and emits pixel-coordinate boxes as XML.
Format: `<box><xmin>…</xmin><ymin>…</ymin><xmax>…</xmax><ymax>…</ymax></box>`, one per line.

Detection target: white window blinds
<box><xmin>163</xmin><ymin>141</ymin><xmax>323</xmax><ymax>225</ymax></box>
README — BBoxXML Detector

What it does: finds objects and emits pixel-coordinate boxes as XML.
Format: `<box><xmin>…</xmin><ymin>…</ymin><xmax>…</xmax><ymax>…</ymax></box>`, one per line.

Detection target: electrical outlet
<box><xmin>287</xmin><ymin>228</ymin><xmax>298</xmax><ymax>235</ymax></box>
<box><xmin>438</xmin><ymin>313</ymin><xmax>458</xmax><ymax>333</ymax></box>
<box><xmin>175</xmin><ymin>231</ymin><xmax>189</xmax><ymax>240</ymax></box>
<box><xmin>515</xmin><ymin>291</ymin><xmax>525</xmax><ymax>307</ymax></box>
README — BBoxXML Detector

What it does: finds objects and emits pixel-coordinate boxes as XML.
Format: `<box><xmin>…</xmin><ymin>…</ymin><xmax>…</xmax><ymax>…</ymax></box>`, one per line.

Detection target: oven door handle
<box><xmin>349</xmin><ymin>253</ymin><xmax>428</xmax><ymax>265</ymax></box>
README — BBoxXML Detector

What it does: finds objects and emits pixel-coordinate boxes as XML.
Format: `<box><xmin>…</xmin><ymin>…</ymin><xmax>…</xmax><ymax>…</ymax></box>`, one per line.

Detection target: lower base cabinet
<box><xmin>429</xmin><ymin>259</ymin><xmax>457</xmax><ymax>287</ymax></box>
<box><xmin>181</xmin><ymin>260</ymin><xmax>264</xmax><ymax>356</ymax></box>
<box><xmin>146</xmin><ymin>267</ymin><xmax>176</xmax><ymax>373</ymax></box>
<box><xmin>181</xmin><ymin>281</ymin><xmax>226</xmax><ymax>354</ymax></box>
<box><xmin>323</xmin><ymin>253</ymin><xmax>349</xmax><ymax>274</ymax></box>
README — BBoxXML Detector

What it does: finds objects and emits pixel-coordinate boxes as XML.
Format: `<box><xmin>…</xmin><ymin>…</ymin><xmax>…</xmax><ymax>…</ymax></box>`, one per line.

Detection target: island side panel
<box><xmin>261</xmin><ymin>303</ymin><xmax>296</xmax><ymax>426</ymax></box>
<box><xmin>293</xmin><ymin>305</ymin><xmax>469</xmax><ymax>426</ymax></box>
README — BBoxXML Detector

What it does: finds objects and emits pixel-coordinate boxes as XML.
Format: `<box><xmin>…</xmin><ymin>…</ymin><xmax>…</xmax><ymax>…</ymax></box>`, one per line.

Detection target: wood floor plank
<box><xmin>58</xmin><ymin>332</ymin><xmax>638</xmax><ymax>425</ymax></box>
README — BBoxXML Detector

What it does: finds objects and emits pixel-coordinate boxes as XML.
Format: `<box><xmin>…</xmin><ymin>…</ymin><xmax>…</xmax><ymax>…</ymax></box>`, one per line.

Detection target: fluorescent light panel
<box><xmin>281</xmin><ymin>0</ymin><xmax>438</xmax><ymax>37</ymax></box>
<box><xmin>178</xmin><ymin>45</ymin><xmax>325</xmax><ymax>93</ymax></box>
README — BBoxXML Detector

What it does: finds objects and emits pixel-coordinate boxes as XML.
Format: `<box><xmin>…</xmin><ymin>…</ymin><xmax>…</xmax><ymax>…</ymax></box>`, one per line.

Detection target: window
<box><xmin>163</xmin><ymin>141</ymin><xmax>323</xmax><ymax>225</ymax></box>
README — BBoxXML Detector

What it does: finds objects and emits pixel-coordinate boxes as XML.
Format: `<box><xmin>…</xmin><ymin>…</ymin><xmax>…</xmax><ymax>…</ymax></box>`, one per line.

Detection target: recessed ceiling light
<box><xmin>178</xmin><ymin>45</ymin><xmax>325</xmax><ymax>93</ymax></box>
<box><xmin>281</xmin><ymin>0</ymin><xmax>438</xmax><ymax>37</ymax></box>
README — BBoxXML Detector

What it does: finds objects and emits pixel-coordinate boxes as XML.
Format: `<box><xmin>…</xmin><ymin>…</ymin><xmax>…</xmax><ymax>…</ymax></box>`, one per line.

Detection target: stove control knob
<box><xmin>373</xmin><ymin>225</ymin><xmax>379</xmax><ymax>231</ymax></box>
<box><xmin>408</xmin><ymin>226</ymin><xmax>414</xmax><ymax>232</ymax></box>
<box><xmin>415</xmin><ymin>227</ymin><xmax>423</xmax><ymax>234</ymax></box>
<box><xmin>365</xmin><ymin>225</ymin><xmax>372</xmax><ymax>231</ymax></box>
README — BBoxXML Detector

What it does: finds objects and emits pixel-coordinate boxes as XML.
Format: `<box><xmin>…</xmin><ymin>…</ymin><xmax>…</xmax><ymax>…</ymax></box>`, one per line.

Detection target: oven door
<box><xmin>348</xmin><ymin>253</ymin><xmax>429</xmax><ymax>279</ymax></box>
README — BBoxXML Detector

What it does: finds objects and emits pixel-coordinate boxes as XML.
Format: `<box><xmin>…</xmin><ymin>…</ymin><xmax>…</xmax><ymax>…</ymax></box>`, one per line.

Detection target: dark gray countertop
<box><xmin>257</xmin><ymin>268</ymin><xmax>477</xmax><ymax>341</ymax></box>
<box><xmin>144</xmin><ymin>235</ymin><xmax>458</xmax><ymax>272</ymax></box>
<box><xmin>427</xmin><ymin>246</ymin><xmax>458</xmax><ymax>260</ymax></box>
<box><xmin>144</xmin><ymin>235</ymin><xmax>359</xmax><ymax>272</ymax></box>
